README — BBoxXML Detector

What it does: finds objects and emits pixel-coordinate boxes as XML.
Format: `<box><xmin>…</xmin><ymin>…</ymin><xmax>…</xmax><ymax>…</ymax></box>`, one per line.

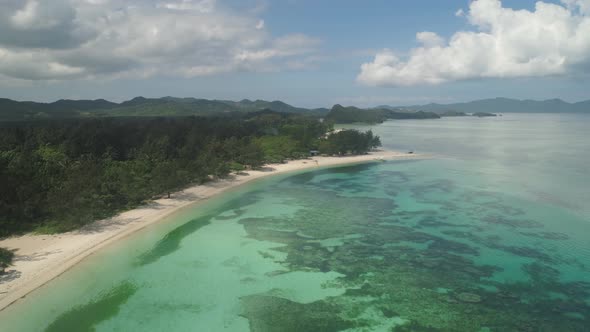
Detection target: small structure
<box><xmin>309</xmin><ymin>150</ymin><xmax>320</xmax><ymax>156</ymax></box>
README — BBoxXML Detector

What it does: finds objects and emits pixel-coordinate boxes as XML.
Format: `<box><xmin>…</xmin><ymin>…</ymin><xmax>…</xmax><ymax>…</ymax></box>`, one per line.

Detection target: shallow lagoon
<box><xmin>1</xmin><ymin>114</ymin><xmax>589</xmax><ymax>331</ymax></box>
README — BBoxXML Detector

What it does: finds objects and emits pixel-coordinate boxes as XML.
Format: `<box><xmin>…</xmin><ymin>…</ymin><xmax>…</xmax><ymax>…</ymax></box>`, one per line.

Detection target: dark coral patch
<box><xmin>240</xmin><ymin>295</ymin><xmax>353</xmax><ymax>332</ymax></box>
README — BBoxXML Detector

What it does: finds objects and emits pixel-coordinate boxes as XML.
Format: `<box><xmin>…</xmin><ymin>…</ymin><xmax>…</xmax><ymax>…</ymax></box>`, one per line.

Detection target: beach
<box><xmin>0</xmin><ymin>150</ymin><xmax>420</xmax><ymax>312</ymax></box>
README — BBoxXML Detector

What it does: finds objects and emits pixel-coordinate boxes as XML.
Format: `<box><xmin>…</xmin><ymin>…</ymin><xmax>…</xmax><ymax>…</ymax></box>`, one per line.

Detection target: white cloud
<box><xmin>416</xmin><ymin>32</ymin><xmax>445</xmax><ymax>48</ymax></box>
<box><xmin>11</xmin><ymin>1</ymin><xmax>39</xmax><ymax>28</ymax></box>
<box><xmin>231</xmin><ymin>33</ymin><xmax>323</xmax><ymax>68</ymax></box>
<box><xmin>562</xmin><ymin>0</ymin><xmax>590</xmax><ymax>14</ymax></box>
<box><xmin>157</xmin><ymin>0</ymin><xmax>216</xmax><ymax>12</ymax></box>
<box><xmin>358</xmin><ymin>0</ymin><xmax>590</xmax><ymax>86</ymax></box>
<box><xmin>0</xmin><ymin>0</ymin><xmax>319</xmax><ymax>82</ymax></box>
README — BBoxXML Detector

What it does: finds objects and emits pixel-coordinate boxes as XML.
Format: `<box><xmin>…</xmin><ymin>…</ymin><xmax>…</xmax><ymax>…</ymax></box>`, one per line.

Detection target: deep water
<box><xmin>1</xmin><ymin>114</ymin><xmax>589</xmax><ymax>331</ymax></box>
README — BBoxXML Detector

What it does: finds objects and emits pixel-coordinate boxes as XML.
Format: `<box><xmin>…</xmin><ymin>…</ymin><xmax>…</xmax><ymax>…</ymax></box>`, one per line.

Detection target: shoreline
<box><xmin>0</xmin><ymin>150</ymin><xmax>423</xmax><ymax>311</ymax></box>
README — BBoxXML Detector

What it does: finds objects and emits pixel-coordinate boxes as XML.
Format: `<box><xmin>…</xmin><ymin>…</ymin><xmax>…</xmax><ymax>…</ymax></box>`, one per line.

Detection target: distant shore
<box><xmin>0</xmin><ymin>150</ymin><xmax>423</xmax><ymax>311</ymax></box>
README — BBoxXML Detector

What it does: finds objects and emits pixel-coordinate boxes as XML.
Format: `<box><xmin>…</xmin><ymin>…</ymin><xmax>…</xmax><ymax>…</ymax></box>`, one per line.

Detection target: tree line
<box><xmin>326</xmin><ymin>104</ymin><xmax>440</xmax><ymax>124</ymax></box>
<box><xmin>0</xmin><ymin>247</ymin><xmax>13</xmax><ymax>273</ymax></box>
<box><xmin>0</xmin><ymin>111</ymin><xmax>380</xmax><ymax>238</ymax></box>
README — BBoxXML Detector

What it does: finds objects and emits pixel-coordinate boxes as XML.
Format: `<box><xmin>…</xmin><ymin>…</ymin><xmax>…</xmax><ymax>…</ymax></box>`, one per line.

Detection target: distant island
<box><xmin>472</xmin><ymin>112</ymin><xmax>497</xmax><ymax>117</ymax></box>
<box><xmin>325</xmin><ymin>104</ymin><xmax>439</xmax><ymax>124</ymax></box>
<box><xmin>439</xmin><ymin>110</ymin><xmax>468</xmax><ymax>117</ymax></box>
<box><xmin>395</xmin><ymin>97</ymin><xmax>590</xmax><ymax>114</ymax></box>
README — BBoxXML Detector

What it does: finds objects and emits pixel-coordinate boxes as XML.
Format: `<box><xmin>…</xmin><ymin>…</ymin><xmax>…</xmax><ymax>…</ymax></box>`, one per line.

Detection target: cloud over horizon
<box><xmin>358</xmin><ymin>0</ymin><xmax>590</xmax><ymax>86</ymax></box>
<box><xmin>0</xmin><ymin>0</ymin><xmax>319</xmax><ymax>83</ymax></box>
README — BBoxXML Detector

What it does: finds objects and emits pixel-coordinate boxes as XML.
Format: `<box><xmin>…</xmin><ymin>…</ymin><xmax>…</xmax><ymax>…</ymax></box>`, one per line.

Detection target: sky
<box><xmin>0</xmin><ymin>0</ymin><xmax>589</xmax><ymax>108</ymax></box>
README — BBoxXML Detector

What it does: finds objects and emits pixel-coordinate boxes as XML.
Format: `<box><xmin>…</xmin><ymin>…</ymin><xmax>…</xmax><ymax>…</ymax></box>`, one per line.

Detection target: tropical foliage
<box><xmin>319</xmin><ymin>130</ymin><xmax>381</xmax><ymax>155</ymax></box>
<box><xmin>326</xmin><ymin>104</ymin><xmax>440</xmax><ymax>124</ymax></box>
<box><xmin>0</xmin><ymin>247</ymin><xmax>14</xmax><ymax>274</ymax></box>
<box><xmin>0</xmin><ymin>112</ymin><xmax>379</xmax><ymax>236</ymax></box>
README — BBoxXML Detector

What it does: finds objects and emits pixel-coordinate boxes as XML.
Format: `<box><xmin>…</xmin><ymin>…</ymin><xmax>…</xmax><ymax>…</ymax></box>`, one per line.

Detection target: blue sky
<box><xmin>0</xmin><ymin>0</ymin><xmax>589</xmax><ymax>107</ymax></box>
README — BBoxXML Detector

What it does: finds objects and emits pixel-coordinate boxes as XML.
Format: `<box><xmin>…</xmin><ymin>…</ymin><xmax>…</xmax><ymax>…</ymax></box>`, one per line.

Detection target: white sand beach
<box><xmin>0</xmin><ymin>150</ymin><xmax>422</xmax><ymax>311</ymax></box>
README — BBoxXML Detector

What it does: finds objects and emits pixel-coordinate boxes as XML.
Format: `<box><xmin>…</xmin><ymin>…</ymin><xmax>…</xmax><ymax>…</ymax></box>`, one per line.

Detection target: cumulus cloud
<box><xmin>256</xmin><ymin>19</ymin><xmax>265</xmax><ymax>30</ymax></box>
<box><xmin>0</xmin><ymin>0</ymin><xmax>93</xmax><ymax>49</ymax></box>
<box><xmin>562</xmin><ymin>0</ymin><xmax>590</xmax><ymax>14</ymax></box>
<box><xmin>358</xmin><ymin>0</ymin><xmax>590</xmax><ymax>86</ymax></box>
<box><xmin>157</xmin><ymin>0</ymin><xmax>216</xmax><ymax>12</ymax></box>
<box><xmin>0</xmin><ymin>0</ymin><xmax>319</xmax><ymax>82</ymax></box>
<box><xmin>416</xmin><ymin>32</ymin><xmax>445</xmax><ymax>48</ymax></box>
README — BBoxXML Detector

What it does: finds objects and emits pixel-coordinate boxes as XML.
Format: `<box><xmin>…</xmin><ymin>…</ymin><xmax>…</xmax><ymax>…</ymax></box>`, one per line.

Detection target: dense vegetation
<box><xmin>0</xmin><ymin>97</ymin><xmax>329</xmax><ymax>121</ymax></box>
<box><xmin>326</xmin><ymin>104</ymin><xmax>440</xmax><ymax>124</ymax></box>
<box><xmin>473</xmin><ymin>112</ymin><xmax>497</xmax><ymax>117</ymax></box>
<box><xmin>439</xmin><ymin>110</ymin><xmax>467</xmax><ymax>117</ymax></box>
<box><xmin>0</xmin><ymin>247</ymin><xmax>13</xmax><ymax>274</ymax></box>
<box><xmin>0</xmin><ymin>112</ymin><xmax>379</xmax><ymax>236</ymax></box>
<box><xmin>320</xmin><ymin>130</ymin><xmax>381</xmax><ymax>155</ymax></box>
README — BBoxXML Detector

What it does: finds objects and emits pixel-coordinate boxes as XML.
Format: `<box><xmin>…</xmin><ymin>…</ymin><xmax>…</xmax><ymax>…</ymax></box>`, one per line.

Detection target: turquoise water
<box><xmin>1</xmin><ymin>114</ymin><xmax>589</xmax><ymax>331</ymax></box>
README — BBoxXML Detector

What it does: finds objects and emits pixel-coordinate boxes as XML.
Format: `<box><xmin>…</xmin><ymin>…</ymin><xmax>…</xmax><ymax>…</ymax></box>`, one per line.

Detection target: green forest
<box><xmin>326</xmin><ymin>104</ymin><xmax>440</xmax><ymax>124</ymax></box>
<box><xmin>0</xmin><ymin>97</ymin><xmax>329</xmax><ymax>121</ymax></box>
<box><xmin>0</xmin><ymin>247</ymin><xmax>13</xmax><ymax>273</ymax></box>
<box><xmin>0</xmin><ymin>111</ymin><xmax>380</xmax><ymax>241</ymax></box>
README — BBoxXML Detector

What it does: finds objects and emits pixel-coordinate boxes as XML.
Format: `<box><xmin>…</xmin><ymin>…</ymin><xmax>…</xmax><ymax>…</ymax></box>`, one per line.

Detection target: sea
<box><xmin>1</xmin><ymin>113</ymin><xmax>589</xmax><ymax>331</ymax></box>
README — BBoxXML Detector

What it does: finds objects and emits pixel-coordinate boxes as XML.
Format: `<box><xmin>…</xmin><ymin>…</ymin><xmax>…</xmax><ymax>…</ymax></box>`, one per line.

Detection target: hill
<box><xmin>400</xmin><ymin>98</ymin><xmax>590</xmax><ymax>114</ymax></box>
<box><xmin>0</xmin><ymin>97</ymin><xmax>329</xmax><ymax>121</ymax></box>
<box><xmin>326</xmin><ymin>104</ymin><xmax>440</xmax><ymax>124</ymax></box>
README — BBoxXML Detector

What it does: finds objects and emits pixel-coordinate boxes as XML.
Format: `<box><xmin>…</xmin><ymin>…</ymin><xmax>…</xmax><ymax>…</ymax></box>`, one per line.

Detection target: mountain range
<box><xmin>392</xmin><ymin>98</ymin><xmax>590</xmax><ymax>114</ymax></box>
<box><xmin>0</xmin><ymin>97</ymin><xmax>328</xmax><ymax>121</ymax></box>
<box><xmin>1</xmin><ymin>96</ymin><xmax>588</xmax><ymax>122</ymax></box>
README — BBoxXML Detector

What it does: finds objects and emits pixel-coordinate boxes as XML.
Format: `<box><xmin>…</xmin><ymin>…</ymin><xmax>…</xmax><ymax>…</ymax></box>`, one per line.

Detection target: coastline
<box><xmin>0</xmin><ymin>150</ymin><xmax>423</xmax><ymax>311</ymax></box>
